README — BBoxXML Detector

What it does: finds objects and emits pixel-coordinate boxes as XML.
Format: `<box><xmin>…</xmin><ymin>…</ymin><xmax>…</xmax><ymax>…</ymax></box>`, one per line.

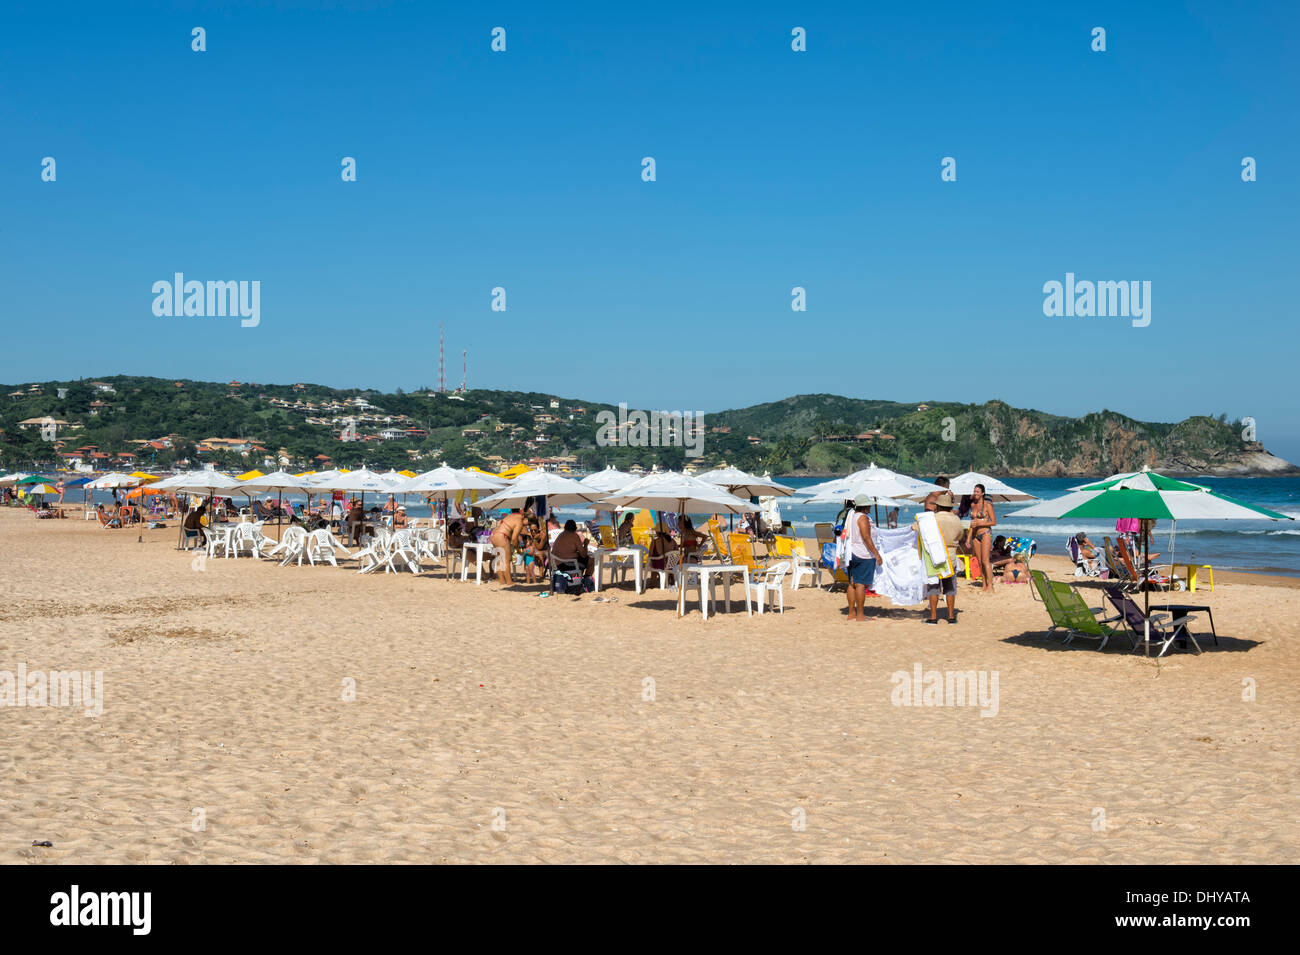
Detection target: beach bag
<box><xmin>552</xmin><ymin>570</ymin><xmax>576</xmax><ymax>594</ymax></box>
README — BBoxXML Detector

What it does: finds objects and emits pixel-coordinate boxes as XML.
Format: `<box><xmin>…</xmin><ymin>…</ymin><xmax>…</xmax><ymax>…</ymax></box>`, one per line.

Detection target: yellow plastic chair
<box><xmin>598</xmin><ymin>524</ymin><xmax>617</xmax><ymax>548</ymax></box>
<box><xmin>727</xmin><ymin>533</ymin><xmax>767</xmax><ymax>574</ymax></box>
<box><xmin>708</xmin><ymin>520</ymin><xmax>731</xmax><ymax>561</ymax></box>
<box><xmin>771</xmin><ymin>535</ymin><xmax>796</xmax><ymax>558</ymax></box>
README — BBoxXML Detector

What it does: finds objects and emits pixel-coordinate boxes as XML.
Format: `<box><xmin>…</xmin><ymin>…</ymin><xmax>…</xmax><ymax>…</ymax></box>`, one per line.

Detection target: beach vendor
<box><xmin>916</xmin><ymin>492</ymin><xmax>961</xmax><ymax>624</ymax></box>
<box><xmin>845</xmin><ymin>494</ymin><xmax>884</xmax><ymax>622</ymax></box>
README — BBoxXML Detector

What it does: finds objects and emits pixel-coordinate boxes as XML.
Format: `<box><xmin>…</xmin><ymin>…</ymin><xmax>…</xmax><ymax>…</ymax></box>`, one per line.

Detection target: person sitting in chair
<box><xmin>647</xmin><ymin>525</ymin><xmax>678</xmax><ymax>587</ymax></box>
<box><xmin>990</xmin><ymin>535</ymin><xmax>1029</xmax><ymax>582</ymax></box>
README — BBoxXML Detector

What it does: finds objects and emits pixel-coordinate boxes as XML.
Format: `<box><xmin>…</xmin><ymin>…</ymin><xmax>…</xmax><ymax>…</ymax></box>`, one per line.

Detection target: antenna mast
<box><xmin>438</xmin><ymin>324</ymin><xmax>446</xmax><ymax>393</ymax></box>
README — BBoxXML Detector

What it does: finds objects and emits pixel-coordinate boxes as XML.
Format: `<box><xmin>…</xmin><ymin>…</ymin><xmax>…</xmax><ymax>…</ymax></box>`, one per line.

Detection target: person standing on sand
<box><xmin>491</xmin><ymin>509</ymin><xmax>526</xmax><ymax>585</ymax></box>
<box><xmin>967</xmin><ymin>483</ymin><xmax>997</xmax><ymax>592</ymax></box>
<box><xmin>846</xmin><ymin>494</ymin><xmax>884</xmax><ymax>622</ymax></box>
<box><xmin>920</xmin><ymin>492</ymin><xmax>963</xmax><ymax>623</ymax></box>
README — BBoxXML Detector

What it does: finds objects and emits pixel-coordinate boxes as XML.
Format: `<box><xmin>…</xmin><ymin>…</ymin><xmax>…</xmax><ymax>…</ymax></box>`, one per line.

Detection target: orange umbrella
<box><xmin>123</xmin><ymin>486</ymin><xmax>164</xmax><ymax>500</ymax></box>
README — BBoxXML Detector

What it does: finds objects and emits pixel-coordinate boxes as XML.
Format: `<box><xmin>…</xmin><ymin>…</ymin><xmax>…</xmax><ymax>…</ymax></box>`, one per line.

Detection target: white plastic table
<box><xmin>592</xmin><ymin>546</ymin><xmax>644</xmax><ymax>594</ymax></box>
<box><xmin>680</xmin><ymin>563</ymin><xmax>752</xmax><ymax>620</ymax></box>
<box><xmin>460</xmin><ymin>542</ymin><xmax>493</xmax><ymax>584</ymax></box>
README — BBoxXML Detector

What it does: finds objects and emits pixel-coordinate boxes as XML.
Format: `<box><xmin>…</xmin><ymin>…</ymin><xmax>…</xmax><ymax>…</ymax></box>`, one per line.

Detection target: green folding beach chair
<box><xmin>1030</xmin><ymin>570</ymin><xmax>1071</xmax><ymax>637</ymax></box>
<box><xmin>1030</xmin><ymin>570</ymin><xmax>1123</xmax><ymax>650</ymax></box>
<box><xmin>1047</xmin><ymin>580</ymin><xmax>1125</xmax><ymax>651</ymax></box>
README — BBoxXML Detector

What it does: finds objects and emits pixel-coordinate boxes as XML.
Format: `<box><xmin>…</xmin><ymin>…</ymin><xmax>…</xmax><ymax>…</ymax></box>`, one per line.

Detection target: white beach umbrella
<box><xmin>599</xmin><ymin>472</ymin><xmax>757</xmax><ymax>516</ymax></box>
<box><xmin>86</xmin><ymin>472</ymin><xmax>142</xmax><ymax>489</ymax></box>
<box><xmin>694</xmin><ymin>466</ymin><xmax>796</xmax><ymax>499</ymax></box>
<box><xmin>237</xmin><ymin>469</ymin><xmax>312</xmax><ymax>536</ymax></box>
<box><xmin>579</xmin><ymin>467</ymin><xmax>638</xmax><ymax>493</ymax></box>
<box><xmin>940</xmin><ymin>471</ymin><xmax>1037</xmax><ymax>503</ymax></box>
<box><xmin>0</xmin><ymin>472</ymin><xmax>31</xmax><ymax>486</ymax></box>
<box><xmin>395</xmin><ymin>465</ymin><xmax>507</xmax><ymax>495</ymax></box>
<box><xmin>159</xmin><ymin>470</ymin><xmax>240</xmax><ymax>547</ymax></box>
<box><xmin>477</xmin><ymin>470</ymin><xmax>607</xmax><ymax>509</ymax></box>
<box><xmin>799</xmin><ymin>465</ymin><xmax>943</xmax><ymax>505</ymax></box>
<box><xmin>395</xmin><ymin>465</ymin><xmax>507</xmax><ymax>526</ymax></box>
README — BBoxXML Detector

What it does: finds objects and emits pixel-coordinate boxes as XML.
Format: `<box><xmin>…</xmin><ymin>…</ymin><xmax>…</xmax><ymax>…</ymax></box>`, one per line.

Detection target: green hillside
<box><xmin>0</xmin><ymin>376</ymin><xmax>1284</xmax><ymax>477</ymax></box>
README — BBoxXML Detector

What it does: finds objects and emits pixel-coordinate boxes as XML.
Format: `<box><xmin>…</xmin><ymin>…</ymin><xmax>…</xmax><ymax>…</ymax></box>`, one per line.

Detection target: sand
<box><xmin>2</xmin><ymin>507</ymin><xmax>1297</xmax><ymax>864</ymax></box>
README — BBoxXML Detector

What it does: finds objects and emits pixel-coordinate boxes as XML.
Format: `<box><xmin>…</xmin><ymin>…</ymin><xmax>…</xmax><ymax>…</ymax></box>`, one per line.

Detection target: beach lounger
<box><xmin>1116</xmin><ymin>537</ymin><xmax>1179</xmax><ymax>591</ymax></box>
<box><xmin>1067</xmin><ymin>537</ymin><xmax>1102</xmax><ymax>577</ymax></box>
<box><xmin>727</xmin><ymin>533</ymin><xmax>768</xmax><ymax>571</ymax></box>
<box><xmin>708</xmin><ymin>520</ymin><xmax>731</xmax><ymax>561</ymax></box>
<box><xmin>1103</xmin><ymin>585</ymin><xmax>1201</xmax><ymax>656</ymax></box>
<box><xmin>1102</xmin><ymin>537</ymin><xmax>1134</xmax><ymax>591</ymax></box>
<box><xmin>1047</xmin><ymin>580</ymin><xmax>1124</xmax><ymax>650</ymax></box>
<box><xmin>1030</xmin><ymin>570</ymin><xmax>1108</xmax><ymax>648</ymax></box>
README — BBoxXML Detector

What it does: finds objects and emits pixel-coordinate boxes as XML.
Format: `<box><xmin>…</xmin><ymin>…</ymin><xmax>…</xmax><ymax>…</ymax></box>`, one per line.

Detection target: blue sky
<box><xmin>4</xmin><ymin>1</ymin><xmax>1298</xmax><ymax>459</ymax></box>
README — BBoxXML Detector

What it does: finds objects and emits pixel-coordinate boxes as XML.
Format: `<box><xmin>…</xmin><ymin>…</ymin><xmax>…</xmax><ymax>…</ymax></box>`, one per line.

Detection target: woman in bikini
<box><xmin>968</xmin><ymin>483</ymin><xmax>997</xmax><ymax>592</ymax></box>
<box><xmin>490</xmin><ymin>509</ymin><xmax>526</xmax><ymax>585</ymax></box>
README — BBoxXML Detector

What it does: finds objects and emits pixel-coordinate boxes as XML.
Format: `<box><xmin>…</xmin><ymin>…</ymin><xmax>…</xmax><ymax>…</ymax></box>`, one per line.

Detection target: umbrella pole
<box><xmin>1144</xmin><ymin>530</ymin><xmax>1150</xmax><ymax>657</ymax></box>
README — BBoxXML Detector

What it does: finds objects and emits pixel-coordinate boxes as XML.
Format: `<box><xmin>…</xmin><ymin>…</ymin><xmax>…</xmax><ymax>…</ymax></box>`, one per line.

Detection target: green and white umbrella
<box><xmin>1019</xmin><ymin>468</ymin><xmax>1291</xmax><ymax>522</ymax></box>
<box><xmin>1016</xmin><ymin>467</ymin><xmax>1292</xmax><ymax>653</ymax></box>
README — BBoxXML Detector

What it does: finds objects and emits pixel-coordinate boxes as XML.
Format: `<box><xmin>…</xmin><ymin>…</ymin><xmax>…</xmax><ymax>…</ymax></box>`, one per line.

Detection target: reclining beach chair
<box><xmin>1103</xmin><ymin>585</ymin><xmax>1201</xmax><ymax>656</ymax></box>
<box><xmin>1047</xmin><ymin>579</ymin><xmax>1124</xmax><ymax>650</ymax></box>
<box><xmin>1116</xmin><ymin>537</ymin><xmax>1178</xmax><ymax>591</ymax></box>
<box><xmin>708</xmin><ymin>520</ymin><xmax>731</xmax><ymax>561</ymax></box>
<box><xmin>1101</xmin><ymin>537</ymin><xmax>1136</xmax><ymax>591</ymax></box>
<box><xmin>1067</xmin><ymin>537</ymin><xmax>1101</xmax><ymax>577</ymax></box>
<box><xmin>1029</xmin><ymin>570</ymin><xmax>1116</xmax><ymax>648</ymax></box>
<box><xmin>727</xmin><ymin>533</ymin><xmax>768</xmax><ymax>573</ymax></box>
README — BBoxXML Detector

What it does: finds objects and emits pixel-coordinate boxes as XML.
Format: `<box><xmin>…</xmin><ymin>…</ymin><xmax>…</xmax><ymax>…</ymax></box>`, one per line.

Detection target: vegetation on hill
<box><xmin>0</xmin><ymin>376</ymin><xmax>1282</xmax><ymax>477</ymax></box>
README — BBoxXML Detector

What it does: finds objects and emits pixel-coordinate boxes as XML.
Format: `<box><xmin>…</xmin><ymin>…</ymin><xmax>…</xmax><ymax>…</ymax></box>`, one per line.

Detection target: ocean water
<box><xmin>82</xmin><ymin>475</ymin><xmax>1300</xmax><ymax>577</ymax></box>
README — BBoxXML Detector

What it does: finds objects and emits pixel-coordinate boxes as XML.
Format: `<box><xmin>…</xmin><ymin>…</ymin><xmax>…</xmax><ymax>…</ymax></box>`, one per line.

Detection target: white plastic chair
<box><xmin>353</xmin><ymin>529</ymin><xmax>388</xmax><ymax>574</ymax></box>
<box><xmin>383</xmin><ymin>529</ymin><xmax>422</xmax><ymax>574</ymax></box>
<box><xmin>277</xmin><ymin>526</ymin><xmax>309</xmax><ymax>566</ymax></box>
<box><xmin>676</xmin><ymin>563</ymin><xmax>715</xmax><ymax>617</ymax></box>
<box><xmin>747</xmin><ymin>561</ymin><xmax>790</xmax><ymax>614</ymax></box>
<box><xmin>659</xmin><ymin>550</ymin><xmax>682</xmax><ymax>591</ymax></box>
<box><xmin>231</xmin><ymin>522</ymin><xmax>266</xmax><ymax>559</ymax></box>
<box><xmin>202</xmin><ymin>526</ymin><xmax>228</xmax><ymax>559</ymax></box>
<box><xmin>304</xmin><ymin>528</ymin><xmax>342</xmax><ymax>566</ymax></box>
<box><xmin>789</xmin><ymin>542</ymin><xmax>822</xmax><ymax>590</ymax></box>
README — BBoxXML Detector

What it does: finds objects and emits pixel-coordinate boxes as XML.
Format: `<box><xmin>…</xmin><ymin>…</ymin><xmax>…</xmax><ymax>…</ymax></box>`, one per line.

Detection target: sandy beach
<box><xmin>3</xmin><ymin>507</ymin><xmax>1297</xmax><ymax>864</ymax></box>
